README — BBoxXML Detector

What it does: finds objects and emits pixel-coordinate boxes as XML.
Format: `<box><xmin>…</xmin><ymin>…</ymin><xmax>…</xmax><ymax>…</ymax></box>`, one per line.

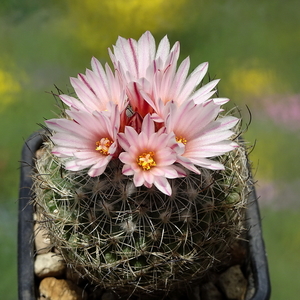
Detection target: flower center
<box><xmin>137</xmin><ymin>151</ymin><xmax>156</xmax><ymax>170</ymax></box>
<box><xmin>176</xmin><ymin>136</ymin><xmax>187</xmax><ymax>145</ymax></box>
<box><xmin>95</xmin><ymin>138</ymin><xmax>113</xmax><ymax>155</ymax></box>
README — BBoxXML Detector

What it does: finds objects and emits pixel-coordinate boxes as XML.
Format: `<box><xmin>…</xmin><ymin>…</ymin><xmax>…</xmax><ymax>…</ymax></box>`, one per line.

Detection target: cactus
<box><xmin>33</xmin><ymin>138</ymin><xmax>248</xmax><ymax>295</ymax></box>
<box><xmin>33</xmin><ymin>31</ymin><xmax>250</xmax><ymax>297</ymax></box>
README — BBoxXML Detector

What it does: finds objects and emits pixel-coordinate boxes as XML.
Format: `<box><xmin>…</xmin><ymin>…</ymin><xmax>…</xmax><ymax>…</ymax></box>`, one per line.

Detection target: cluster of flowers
<box><xmin>46</xmin><ymin>31</ymin><xmax>239</xmax><ymax>196</ymax></box>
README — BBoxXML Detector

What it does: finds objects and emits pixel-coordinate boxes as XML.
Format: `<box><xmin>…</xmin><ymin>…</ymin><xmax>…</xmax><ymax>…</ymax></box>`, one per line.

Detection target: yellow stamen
<box><xmin>176</xmin><ymin>136</ymin><xmax>187</xmax><ymax>145</ymax></box>
<box><xmin>137</xmin><ymin>151</ymin><xmax>156</xmax><ymax>170</ymax></box>
<box><xmin>95</xmin><ymin>138</ymin><xmax>113</xmax><ymax>155</ymax></box>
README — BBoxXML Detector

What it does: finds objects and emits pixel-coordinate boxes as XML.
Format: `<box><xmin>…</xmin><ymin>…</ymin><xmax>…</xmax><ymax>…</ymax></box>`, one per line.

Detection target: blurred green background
<box><xmin>1</xmin><ymin>1</ymin><xmax>300</xmax><ymax>299</ymax></box>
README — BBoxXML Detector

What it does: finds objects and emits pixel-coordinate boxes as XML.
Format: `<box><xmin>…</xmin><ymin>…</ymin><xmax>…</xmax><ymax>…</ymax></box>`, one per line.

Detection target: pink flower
<box><xmin>45</xmin><ymin>103</ymin><xmax>120</xmax><ymax>177</ymax></box>
<box><xmin>164</xmin><ymin>100</ymin><xmax>239</xmax><ymax>171</ymax></box>
<box><xmin>109</xmin><ymin>31</ymin><xmax>228</xmax><ymax>118</ymax></box>
<box><xmin>118</xmin><ymin>115</ymin><xmax>185</xmax><ymax>196</ymax></box>
<box><xmin>59</xmin><ymin>57</ymin><xmax>128</xmax><ymax>114</ymax></box>
<box><xmin>109</xmin><ymin>31</ymin><xmax>180</xmax><ymax>116</ymax></box>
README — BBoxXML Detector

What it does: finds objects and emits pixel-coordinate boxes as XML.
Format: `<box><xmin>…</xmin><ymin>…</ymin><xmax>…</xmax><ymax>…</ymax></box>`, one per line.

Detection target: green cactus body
<box><xmin>33</xmin><ymin>137</ymin><xmax>249</xmax><ymax>296</ymax></box>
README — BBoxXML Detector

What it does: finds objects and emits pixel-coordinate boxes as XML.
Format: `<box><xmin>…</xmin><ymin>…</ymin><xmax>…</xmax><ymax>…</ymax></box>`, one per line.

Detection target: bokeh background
<box><xmin>1</xmin><ymin>1</ymin><xmax>299</xmax><ymax>299</ymax></box>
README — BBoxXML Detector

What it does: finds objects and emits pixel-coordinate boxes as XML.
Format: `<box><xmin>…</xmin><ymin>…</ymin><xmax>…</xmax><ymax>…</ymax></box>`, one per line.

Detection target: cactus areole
<box><xmin>32</xmin><ymin>31</ymin><xmax>250</xmax><ymax>297</ymax></box>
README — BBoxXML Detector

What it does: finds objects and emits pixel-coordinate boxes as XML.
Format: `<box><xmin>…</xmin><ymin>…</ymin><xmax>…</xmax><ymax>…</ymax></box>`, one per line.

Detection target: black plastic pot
<box><xmin>18</xmin><ymin>131</ymin><xmax>271</xmax><ymax>300</ymax></box>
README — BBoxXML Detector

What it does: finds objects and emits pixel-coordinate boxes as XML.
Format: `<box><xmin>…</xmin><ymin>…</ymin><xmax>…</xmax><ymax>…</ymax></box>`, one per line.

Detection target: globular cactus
<box><xmin>33</xmin><ymin>138</ymin><xmax>248</xmax><ymax>295</ymax></box>
<box><xmin>33</xmin><ymin>31</ymin><xmax>250</xmax><ymax>297</ymax></box>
